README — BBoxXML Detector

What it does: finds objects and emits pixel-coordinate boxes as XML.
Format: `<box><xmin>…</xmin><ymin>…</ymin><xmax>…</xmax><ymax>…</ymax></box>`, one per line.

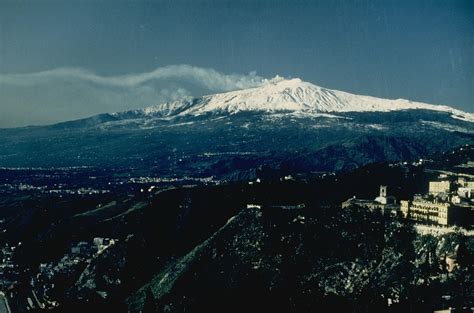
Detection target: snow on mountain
<box><xmin>117</xmin><ymin>77</ymin><xmax>474</xmax><ymax>122</ymax></box>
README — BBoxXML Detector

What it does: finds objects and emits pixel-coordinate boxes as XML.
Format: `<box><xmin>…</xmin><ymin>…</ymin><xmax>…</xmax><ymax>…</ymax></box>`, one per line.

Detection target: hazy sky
<box><xmin>0</xmin><ymin>0</ymin><xmax>472</xmax><ymax>127</ymax></box>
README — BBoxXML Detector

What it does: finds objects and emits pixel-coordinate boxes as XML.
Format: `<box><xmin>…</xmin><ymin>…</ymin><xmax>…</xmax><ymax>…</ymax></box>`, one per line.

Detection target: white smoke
<box><xmin>0</xmin><ymin>65</ymin><xmax>266</xmax><ymax>91</ymax></box>
<box><xmin>0</xmin><ymin>65</ymin><xmax>270</xmax><ymax>127</ymax></box>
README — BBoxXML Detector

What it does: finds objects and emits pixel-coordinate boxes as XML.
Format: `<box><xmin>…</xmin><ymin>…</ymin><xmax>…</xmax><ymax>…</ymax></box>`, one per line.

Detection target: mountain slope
<box><xmin>0</xmin><ymin>78</ymin><xmax>472</xmax><ymax>176</ymax></box>
<box><xmin>126</xmin><ymin>206</ymin><xmax>418</xmax><ymax>312</ymax></box>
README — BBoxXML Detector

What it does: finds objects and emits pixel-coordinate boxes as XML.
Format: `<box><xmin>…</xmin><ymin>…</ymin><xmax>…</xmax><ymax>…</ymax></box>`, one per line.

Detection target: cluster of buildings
<box><xmin>0</xmin><ymin>237</ymin><xmax>117</xmax><ymax>312</ymax></box>
<box><xmin>38</xmin><ymin>237</ymin><xmax>117</xmax><ymax>280</ymax></box>
<box><xmin>30</xmin><ymin>237</ymin><xmax>117</xmax><ymax>310</ymax></box>
<box><xmin>0</xmin><ymin>182</ymin><xmax>111</xmax><ymax>196</ymax></box>
<box><xmin>401</xmin><ymin>177</ymin><xmax>473</xmax><ymax>226</ymax></box>
<box><xmin>342</xmin><ymin>175</ymin><xmax>473</xmax><ymax>227</ymax></box>
<box><xmin>129</xmin><ymin>175</ymin><xmax>218</xmax><ymax>185</ymax></box>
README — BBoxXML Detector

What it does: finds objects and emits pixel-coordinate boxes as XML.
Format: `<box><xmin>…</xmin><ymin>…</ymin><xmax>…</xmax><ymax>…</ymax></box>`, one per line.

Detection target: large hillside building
<box><xmin>401</xmin><ymin>198</ymin><xmax>450</xmax><ymax>225</ymax></box>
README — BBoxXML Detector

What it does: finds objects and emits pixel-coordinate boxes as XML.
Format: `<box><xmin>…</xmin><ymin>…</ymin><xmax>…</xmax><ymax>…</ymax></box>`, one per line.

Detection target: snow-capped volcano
<box><xmin>1</xmin><ymin>77</ymin><xmax>473</xmax><ymax>175</ymax></box>
<box><xmin>126</xmin><ymin>77</ymin><xmax>473</xmax><ymax>122</ymax></box>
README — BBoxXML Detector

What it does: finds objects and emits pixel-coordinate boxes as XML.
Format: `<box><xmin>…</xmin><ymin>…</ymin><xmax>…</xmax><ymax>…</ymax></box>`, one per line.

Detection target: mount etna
<box><xmin>1</xmin><ymin>78</ymin><xmax>472</xmax><ymax>179</ymax></box>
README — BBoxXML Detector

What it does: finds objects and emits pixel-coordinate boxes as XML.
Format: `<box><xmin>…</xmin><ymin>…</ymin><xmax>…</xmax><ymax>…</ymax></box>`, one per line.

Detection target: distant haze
<box><xmin>0</xmin><ymin>0</ymin><xmax>472</xmax><ymax>128</ymax></box>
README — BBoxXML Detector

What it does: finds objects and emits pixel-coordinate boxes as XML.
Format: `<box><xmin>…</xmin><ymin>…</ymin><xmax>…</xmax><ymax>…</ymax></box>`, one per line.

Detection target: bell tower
<box><xmin>380</xmin><ymin>185</ymin><xmax>387</xmax><ymax>198</ymax></box>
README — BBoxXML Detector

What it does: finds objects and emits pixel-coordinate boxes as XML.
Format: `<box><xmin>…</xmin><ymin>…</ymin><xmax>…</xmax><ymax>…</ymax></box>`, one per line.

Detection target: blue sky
<box><xmin>0</xmin><ymin>0</ymin><xmax>472</xmax><ymax>127</ymax></box>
